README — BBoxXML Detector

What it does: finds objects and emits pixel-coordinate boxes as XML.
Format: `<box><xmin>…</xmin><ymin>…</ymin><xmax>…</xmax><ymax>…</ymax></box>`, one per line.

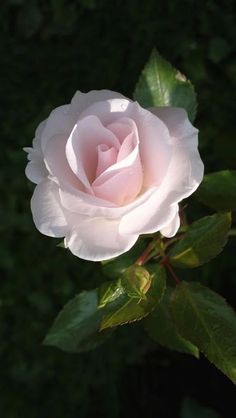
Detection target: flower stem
<box><xmin>135</xmin><ymin>241</ymin><xmax>156</xmax><ymax>265</ymax></box>
<box><xmin>161</xmin><ymin>256</ymin><xmax>181</xmax><ymax>285</ymax></box>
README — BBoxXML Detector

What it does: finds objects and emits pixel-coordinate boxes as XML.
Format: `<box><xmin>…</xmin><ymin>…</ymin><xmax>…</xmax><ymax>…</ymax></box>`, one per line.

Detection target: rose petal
<box><xmin>96</xmin><ymin>145</ymin><xmax>118</xmax><ymax>177</ymax></box>
<box><xmin>65</xmin><ymin>217</ymin><xmax>138</xmax><ymax>261</ymax></box>
<box><xmin>31</xmin><ymin>180</ymin><xmax>68</xmax><ymax>237</ymax></box>
<box><xmin>78</xmin><ymin>98</ymin><xmax>133</xmax><ymax>126</ymax></box>
<box><xmin>66</xmin><ymin>115</ymin><xmax>120</xmax><ymax>191</ymax></box>
<box><xmin>119</xmin><ymin>194</ymin><xmax>178</xmax><ymax>235</ymax></box>
<box><xmin>59</xmin><ymin>183</ymin><xmax>156</xmax><ymax>218</ymax></box>
<box><xmin>44</xmin><ymin>134</ymin><xmax>84</xmax><ymax>190</ymax></box>
<box><xmin>71</xmin><ymin>89</ymin><xmax>126</xmax><ymax>117</ymax></box>
<box><xmin>92</xmin><ymin>161</ymin><xmax>143</xmax><ymax>205</ymax></box>
<box><xmin>119</xmin><ymin>113</ymin><xmax>203</xmax><ymax>235</ymax></box>
<box><xmin>25</xmin><ymin>158</ymin><xmax>48</xmax><ymax>184</ymax></box>
<box><xmin>150</xmin><ymin>107</ymin><xmax>197</xmax><ymax>140</ymax></box>
<box><xmin>107</xmin><ymin>119</ymin><xmax>134</xmax><ymax>144</ymax></box>
<box><xmin>130</xmin><ymin>103</ymin><xmax>172</xmax><ymax>188</ymax></box>
<box><xmin>41</xmin><ymin>105</ymin><xmax>75</xmax><ymax>152</ymax></box>
<box><xmin>33</xmin><ymin>120</ymin><xmax>47</xmax><ymax>150</ymax></box>
<box><xmin>81</xmin><ymin>101</ymin><xmax>172</xmax><ymax>188</ymax></box>
<box><xmin>92</xmin><ymin>128</ymin><xmax>143</xmax><ymax>205</ymax></box>
<box><xmin>160</xmin><ymin>208</ymin><xmax>180</xmax><ymax>238</ymax></box>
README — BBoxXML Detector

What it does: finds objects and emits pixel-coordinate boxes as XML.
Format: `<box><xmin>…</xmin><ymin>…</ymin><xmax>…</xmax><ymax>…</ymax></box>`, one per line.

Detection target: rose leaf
<box><xmin>171</xmin><ymin>281</ymin><xmax>236</xmax><ymax>384</ymax></box>
<box><xmin>134</xmin><ymin>48</ymin><xmax>197</xmax><ymax>122</ymax></box>
<box><xmin>43</xmin><ymin>264</ymin><xmax>166</xmax><ymax>353</ymax></box>
<box><xmin>144</xmin><ymin>287</ymin><xmax>199</xmax><ymax>358</ymax></box>
<box><xmin>169</xmin><ymin>212</ymin><xmax>231</xmax><ymax>268</ymax></box>
<box><xmin>195</xmin><ymin>170</ymin><xmax>236</xmax><ymax>211</ymax></box>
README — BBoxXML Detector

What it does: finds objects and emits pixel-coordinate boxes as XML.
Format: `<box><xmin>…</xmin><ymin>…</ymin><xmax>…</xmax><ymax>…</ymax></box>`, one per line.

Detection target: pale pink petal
<box><xmin>59</xmin><ymin>181</ymin><xmax>155</xmax><ymax>219</ymax></box>
<box><xmin>119</xmin><ymin>193</ymin><xmax>178</xmax><ymax>235</ymax></box>
<box><xmin>66</xmin><ymin>115</ymin><xmax>120</xmax><ymax>191</ymax></box>
<box><xmin>160</xmin><ymin>209</ymin><xmax>180</xmax><ymax>238</ymax></box>
<box><xmin>31</xmin><ymin>180</ymin><xmax>68</xmax><ymax>237</ymax></box>
<box><xmin>107</xmin><ymin>123</ymin><xmax>131</xmax><ymax>143</ymax></box>
<box><xmin>82</xmin><ymin>101</ymin><xmax>172</xmax><ymax>188</ymax></box>
<box><xmin>157</xmin><ymin>135</ymin><xmax>204</xmax><ymax>205</ymax></box>
<box><xmin>24</xmin><ymin>144</ymin><xmax>48</xmax><ymax>184</ymax></box>
<box><xmin>41</xmin><ymin>105</ymin><xmax>75</xmax><ymax>152</ymax></box>
<box><xmin>71</xmin><ymin>90</ymin><xmax>127</xmax><ymax>117</ymax></box>
<box><xmin>65</xmin><ymin>217</ymin><xmax>138</xmax><ymax>261</ymax></box>
<box><xmin>92</xmin><ymin>158</ymin><xmax>143</xmax><ymax>205</ymax></box>
<box><xmin>32</xmin><ymin>120</ymin><xmax>47</xmax><ymax>150</ymax></box>
<box><xmin>129</xmin><ymin>103</ymin><xmax>173</xmax><ymax>188</ymax></box>
<box><xmin>150</xmin><ymin>107</ymin><xmax>197</xmax><ymax>140</ymax></box>
<box><xmin>93</xmin><ymin>129</ymin><xmax>139</xmax><ymax>186</ymax></box>
<box><xmin>25</xmin><ymin>159</ymin><xmax>48</xmax><ymax>184</ymax></box>
<box><xmin>44</xmin><ymin>134</ymin><xmax>84</xmax><ymax>190</ymax></box>
<box><xmin>107</xmin><ymin>119</ymin><xmax>134</xmax><ymax>144</ymax></box>
<box><xmin>96</xmin><ymin>145</ymin><xmax>118</xmax><ymax>177</ymax></box>
<box><xmin>92</xmin><ymin>127</ymin><xmax>143</xmax><ymax>205</ymax></box>
<box><xmin>119</xmin><ymin>122</ymin><xmax>203</xmax><ymax>235</ymax></box>
<box><xmin>78</xmin><ymin>99</ymin><xmax>133</xmax><ymax>126</ymax></box>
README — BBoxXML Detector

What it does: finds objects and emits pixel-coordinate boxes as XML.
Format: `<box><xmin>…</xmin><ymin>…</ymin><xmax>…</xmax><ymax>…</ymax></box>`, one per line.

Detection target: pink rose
<box><xmin>24</xmin><ymin>90</ymin><xmax>204</xmax><ymax>261</ymax></box>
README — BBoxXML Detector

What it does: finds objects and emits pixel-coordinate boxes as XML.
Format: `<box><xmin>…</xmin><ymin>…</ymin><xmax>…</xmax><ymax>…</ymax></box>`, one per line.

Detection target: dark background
<box><xmin>1</xmin><ymin>1</ymin><xmax>236</xmax><ymax>417</ymax></box>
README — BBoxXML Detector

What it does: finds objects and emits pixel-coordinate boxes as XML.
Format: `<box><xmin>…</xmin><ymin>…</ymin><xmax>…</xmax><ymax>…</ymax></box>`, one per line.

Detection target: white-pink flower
<box><xmin>24</xmin><ymin>90</ymin><xmax>204</xmax><ymax>261</ymax></box>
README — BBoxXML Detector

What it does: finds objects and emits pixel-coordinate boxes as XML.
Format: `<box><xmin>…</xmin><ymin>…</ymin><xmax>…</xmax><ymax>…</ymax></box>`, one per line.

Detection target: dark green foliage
<box><xmin>171</xmin><ymin>282</ymin><xmax>236</xmax><ymax>384</ymax></box>
<box><xmin>144</xmin><ymin>287</ymin><xmax>199</xmax><ymax>358</ymax></box>
<box><xmin>195</xmin><ymin>170</ymin><xmax>236</xmax><ymax>211</ymax></box>
<box><xmin>1</xmin><ymin>0</ymin><xmax>236</xmax><ymax>417</ymax></box>
<box><xmin>44</xmin><ymin>265</ymin><xmax>166</xmax><ymax>352</ymax></box>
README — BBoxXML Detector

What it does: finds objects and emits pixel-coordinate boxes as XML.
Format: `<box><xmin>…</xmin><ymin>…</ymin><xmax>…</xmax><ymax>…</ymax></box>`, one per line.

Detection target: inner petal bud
<box><xmin>96</xmin><ymin>144</ymin><xmax>118</xmax><ymax>178</ymax></box>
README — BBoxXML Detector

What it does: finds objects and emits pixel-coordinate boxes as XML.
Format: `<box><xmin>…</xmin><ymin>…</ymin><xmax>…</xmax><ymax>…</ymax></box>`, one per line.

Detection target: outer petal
<box><xmin>119</xmin><ymin>195</ymin><xmax>178</xmax><ymax>235</ymax></box>
<box><xmin>120</xmin><ymin>109</ymin><xmax>203</xmax><ymax>235</ymax></box>
<box><xmin>150</xmin><ymin>107</ymin><xmax>197</xmax><ymax>140</ymax></box>
<box><xmin>33</xmin><ymin>120</ymin><xmax>47</xmax><ymax>150</ymax></box>
<box><xmin>59</xmin><ymin>183</ymin><xmax>157</xmax><ymax>218</ymax></box>
<box><xmin>130</xmin><ymin>103</ymin><xmax>172</xmax><ymax>187</ymax></box>
<box><xmin>25</xmin><ymin>157</ymin><xmax>48</xmax><ymax>184</ymax></box>
<box><xmin>160</xmin><ymin>208</ymin><xmax>180</xmax><ymax>238</ymax></box>
<box><xmin>65</xmin><ymin>217</ymin><xmax>138</xmax><ymax>261</ymax></box>
<box><xmin>44</xmin><ymin>134</ymin><xmax>84</xmax><ymax>190</ymax></box>
<box><xmin>71</xmin><ymin>89</ymin><xmax>127</xmax><ymax>117</ymax></box>
<box><xmin>41</xmin><ymin>105</ymin><xmax>75</xmax><ymax>152</ymax></box>
<box><xmin>78</xmin><ymin>98</ymin><xmax>133</xmax><ymax>126</ymax></box>
<box><xmin>31</xmin><ymin>180</ymin><xmax>68</xmax><ymax>237</ymax></box>
<box><xmin>24</xmin><ymin>120</ymin><xmax>48</xmax><ymax>184</ymax></box>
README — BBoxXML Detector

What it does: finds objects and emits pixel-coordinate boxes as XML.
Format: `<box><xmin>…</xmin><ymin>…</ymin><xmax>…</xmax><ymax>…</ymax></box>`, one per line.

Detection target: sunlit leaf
<box><xmin>134</xmin><ymin>48</ymin><xmax>197</xmax><ymax>122</ymax></box>
<box><xmin>169</xmin><ymin>213</ymin><xmax>231</xmax><ymax>268</ymax></box>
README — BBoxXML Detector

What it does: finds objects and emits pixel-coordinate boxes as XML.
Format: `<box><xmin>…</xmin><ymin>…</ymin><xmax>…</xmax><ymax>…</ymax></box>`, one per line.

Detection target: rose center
<box><xmin>96</xmin><ymin>144</ymin><xmax>118</xmax><ymax>178</ymax></box>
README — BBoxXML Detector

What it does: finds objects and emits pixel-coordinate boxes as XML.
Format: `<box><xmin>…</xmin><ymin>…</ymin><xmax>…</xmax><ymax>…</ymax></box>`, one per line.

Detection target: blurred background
<box><xmin>1</xmin><ymin>0</ymin><xmax>236</xmax><ymax>417</ymax></box>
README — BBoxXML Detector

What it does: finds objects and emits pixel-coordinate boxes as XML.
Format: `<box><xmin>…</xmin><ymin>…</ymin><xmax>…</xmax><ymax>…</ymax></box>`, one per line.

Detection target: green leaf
<box><xmin>44</xmin><ymin>265</ymin><xmax>166</xmax><ymax>353</ymax></box>
<box><xmin>144</xmin><ymin>288</ymin><xmax>199</xmax><ymax>358</ymax></box>
<box><xmin>169</xmin><ymin>213</ymin><xmax>231</xmax><ymax>268</ymax></box>
<box><xmin>43</xmin><ymin>289</ymin><xmax>111</xmax><ymax>353</ymax></box>
<box><xmin>100</xmin><ymin>264</ymin><xmax>166</xmax><ymax>330</ymax></box>
<box><xmin>134</xmin><ymin>48</ymin><xmax>197</xmax><ymax>122</ymax></box>
<box><xmin>181</xmin><ymin>397</ymin><xmax>221</xmax><ymax>418</ymax></box>
<box><xmin>195</xmin><ymin>170</ymin><xmax>236</xmax><ymax>211</ymax></box>
<box><xmin>102</xmin><ymin>239</ymin><xmax>146</xmax><ymax>278</ymax></box>
<box><xmin>171</xmin><ymin>282</ymin><xmax>236</xmax><ymax>384</ymax></box>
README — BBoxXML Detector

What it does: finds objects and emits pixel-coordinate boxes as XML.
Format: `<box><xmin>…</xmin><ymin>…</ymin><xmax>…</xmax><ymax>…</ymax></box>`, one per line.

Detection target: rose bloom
<box><xmin>24</xmin><ymin>90</ymin><xmax>204</xmax><ymax>261</ymax></box>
